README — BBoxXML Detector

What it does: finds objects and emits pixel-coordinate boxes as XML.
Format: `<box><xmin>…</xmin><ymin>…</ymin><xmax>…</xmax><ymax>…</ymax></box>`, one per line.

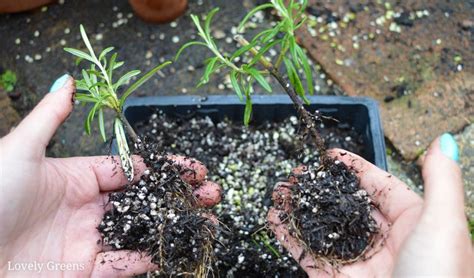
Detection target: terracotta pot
<box><xmin>0</xmin><ymin>0</ymin><xmax>55</xmax><ymax>13</ymax></box>
<box><xmin>128</xmin><ymin>0</ymin><xmax>187</xmax><ymax>23</ymax></box>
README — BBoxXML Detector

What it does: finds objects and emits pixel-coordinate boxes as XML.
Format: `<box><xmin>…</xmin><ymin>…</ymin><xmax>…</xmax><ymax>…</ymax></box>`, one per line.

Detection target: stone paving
<box><xmin>456</xmin><ymin>125</ymin><xmax>474</xmax><ymax>219</ymax></box>
<box><xmin>297</xmin><ymin>0</ymin><xmax>474</xmax><ymax>160</ymax></box>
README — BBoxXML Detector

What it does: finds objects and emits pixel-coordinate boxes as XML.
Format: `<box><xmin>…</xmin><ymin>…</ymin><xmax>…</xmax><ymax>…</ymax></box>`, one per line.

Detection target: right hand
<box><xmin>268</xmin><ymin>138</ymin><xmax>473</xmax><ymax>277</ymax></box>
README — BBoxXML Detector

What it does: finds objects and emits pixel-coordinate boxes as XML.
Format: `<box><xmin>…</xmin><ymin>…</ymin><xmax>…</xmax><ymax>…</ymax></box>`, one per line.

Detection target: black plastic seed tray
<box><xmin>122</xmin><ymin>95</ymin><xmax>387</xmax><ymax>170</ymax></box>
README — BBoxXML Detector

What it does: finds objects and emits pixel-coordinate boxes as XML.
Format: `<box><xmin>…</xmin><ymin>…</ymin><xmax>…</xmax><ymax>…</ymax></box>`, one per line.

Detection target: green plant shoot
<box><xmin>176</xmin><ymin>0</ymin><xmax>313</xmax><ymax>126</ymax></box>
<box><xmin>0</xmin><ymin>70</ymin><xmax>17</xmax><ymax>92</ymax></box>
<box><xmin>64</xmin><ymin>24</ymin><xmax>171</xmax><ymax>181</ymax></box>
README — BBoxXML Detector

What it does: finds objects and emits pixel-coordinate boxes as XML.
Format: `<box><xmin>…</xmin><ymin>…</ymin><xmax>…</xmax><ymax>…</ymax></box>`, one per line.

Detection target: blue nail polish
<box><xmin>49</xmin><ymin>74</ymin><xmax>69</xmax><ymax>92</ymax></box>
<box><xmin>440</xmin><ymin>133</ymin><xmax>459</xmax><ymax>162</ymax></box>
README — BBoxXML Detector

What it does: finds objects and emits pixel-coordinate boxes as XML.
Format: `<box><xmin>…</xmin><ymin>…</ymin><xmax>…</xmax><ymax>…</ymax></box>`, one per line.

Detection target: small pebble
<box><xmin>145</xmin><ymin>50</ymin><xmax>153</xmax><ymax>59</ymax></box>
<box><xmin>213</xmin><ymin>29</ymin><xmax>226</xmax><ymax>39</ymax></box>
<box><xmin>24</xmin><ymin>55</ymin><xmax>34</xmax><ymax>63</ymax></box>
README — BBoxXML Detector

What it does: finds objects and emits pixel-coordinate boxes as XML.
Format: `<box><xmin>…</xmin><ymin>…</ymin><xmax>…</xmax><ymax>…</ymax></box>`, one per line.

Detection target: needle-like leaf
<box><xmin>175</xmin><ymin>41</ymin><xmax>208</xmax><ymax>61</ymax></box>
<box><xmin>113</xmin><ymin>70</ymin><xmax>141</xmax><ymax>91</ymax></box>
<box><xmin>178</xmin><ymin>0</ymin><xmax>314</xmax><ymax>124</ymax></box>
<box><xmin>247</xmin><ymin>68</ymin><xmax>272</xmax><ymax>93</ymax></box>
<box><xmin>230</xmin><ymin>71</ymin><xmax>243</xmax><ymax>101</ymax></box>
<box><xmin>64</xmin><ymin>48</ymin><xmax>94</xmax><ymax>62</ymax></box>
<box><xmin>119</xmin><ymin>61</ymin><xmax>171</xmax><ymax>108</ymax></box>
<box><xmin>99</xmin><ymin>47</ymin><xmax>114</xmax><ymax>62</ymax></box>
<box><xmin>238</xmin><ymin>3</ymin><xmax>273</xmax><ymax>32</ymax></box>
<box><xmin>244</xmin><ymin>95</ymin><xmax>252</xmax><ymax>126</ymax></box>
<box><xmin>80</xmin><ymin>24</ymin><xmax>96</xmax><ymax>60</ymax></box>
<box><xmin>98</xmin><ymin>109</ymin><xmax>106</xmax><ymax>142</ymax></box>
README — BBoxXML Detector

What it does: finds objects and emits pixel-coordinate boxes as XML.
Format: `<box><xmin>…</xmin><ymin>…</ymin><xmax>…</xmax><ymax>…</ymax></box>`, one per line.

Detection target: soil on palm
<box><xmin>98</xmin><ymin>155</ymin><xmax>215</xmax><ymax>276</ymax></box>
<box><xmin>284</xmin><ymin>158</ymin><xmax>379</xmax><ymax>264</ymax></box>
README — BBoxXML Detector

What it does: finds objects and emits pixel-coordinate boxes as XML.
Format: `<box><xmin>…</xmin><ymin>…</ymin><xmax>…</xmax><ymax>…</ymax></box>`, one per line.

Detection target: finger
<box><xmin>92</xmin><ymin>251</ymin><xmax>158</xmax><ymax>277</ymax></box>
<box><xmin>95</xmin><ymin>156</ymin><xmax>148</xmax><ymax>191</ymax></box>
<box><xmin>289</xmin><ymin>165</ymin><xmax>308</xmax><ymax>184</ymax></box>
<box><xmin>84</xmin><ymin>154</ymin><xmax>207</xmax><ymax>192</ymax></box>
<box><xmin>267</xmin><ymin>208</ymin><xmax>331</xmax><ymax>277</ymax></box>
<box><xmin>393</xmin><ymin>135</ymin><xmax>472</xmax><ymax>277</ymax></box>
<box><xmin>91</xmin><ymin>155</ymin><xmax>220</xmax><ymax>205</ymax></box>
<box><xmin>422</xmin><ymin>136</ymin><xmax>465</xmax><ymax>219</ymax></box>
<box><xmin>12</xmin><ymin>75</ymin><xmax>75</xmax><ymax>156</ymax></box>
<box><xmin>328</xmin><ymin>148</ymin><xmax>422</xmax><ymax>223</ymax></box>
<box><xmin>272</xmin><ymin>182</ymin><xmax>294</xmax><ymax>211</ymax></box>
<box><xmin>166</xmin><ymin>155</ymin><xmax>208</xmax><ymax>185</ymax></box>
<box><xmin>419</xmin><ymin>136</ymin><xmax>472</xmax><ymax>268</ymax></box>
<box><xmin>193</xmin><ymin>181</ymin><xmax>222</xmax><ymax>207</ymax></box>
<box><xmin>62</xmin><ymin>155</ymin><xmax>147</xmax><ymax>192</ymax></box>
<box><xmin>361</xmin><ymin>209</ymin><xmax>390</xmax><ymax>258</ymax></box>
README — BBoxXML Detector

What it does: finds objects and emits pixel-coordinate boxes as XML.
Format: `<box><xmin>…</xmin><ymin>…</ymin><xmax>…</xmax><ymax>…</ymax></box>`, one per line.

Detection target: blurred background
<box><xmin>0</xmin><ymin>0</ymin><xmax>472</xmax><ymax>221</ymax></box>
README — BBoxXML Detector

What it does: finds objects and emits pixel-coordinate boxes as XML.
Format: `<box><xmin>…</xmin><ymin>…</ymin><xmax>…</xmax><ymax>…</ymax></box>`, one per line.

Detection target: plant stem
<box><xmin>269</xmin><ymin>68</ymin><xmax>326</xmax><ymax>154</ymax></box>
<box><xmin>118</xmin><ymin>112</ymin><xmax>141</xmax><ymax>148</ymax></box>
<box><xmin>235</xmin><ymin>35</ymin><xmax>326</xmax><ymax>155</ymax></box>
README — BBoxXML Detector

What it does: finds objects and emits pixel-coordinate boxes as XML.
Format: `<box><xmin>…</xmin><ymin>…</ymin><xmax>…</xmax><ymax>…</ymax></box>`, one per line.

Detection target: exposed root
<box><xmin>98</xmin><ymin>151</ymin><xmax>216</xmax><ymax>277</ymax></box>
<box><xmin>279</xmin><ymin>159</ymin><xmax>382</xmax><ymax>270</ymax></box>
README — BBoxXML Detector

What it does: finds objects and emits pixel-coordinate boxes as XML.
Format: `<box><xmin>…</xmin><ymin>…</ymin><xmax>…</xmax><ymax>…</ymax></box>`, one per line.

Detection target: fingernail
<box><xmin>49</xmin><ymin>74</ymin><xmax>70</xmax><ymax>93</ymax></box>
<box><xmin>439</xmin><ymin>133</ymin><xmax>459</xmax><ymax>162</ymax></box>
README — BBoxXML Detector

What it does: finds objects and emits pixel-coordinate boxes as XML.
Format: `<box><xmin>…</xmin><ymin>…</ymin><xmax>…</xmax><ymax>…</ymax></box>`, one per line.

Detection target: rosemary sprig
<box><xmin>65</xmin><ymin>24</ymin><xmax>171</xmax><ymax>181</ymax></box>
<box><xmin>176</xmin><ymin>0</ymin><xmax>314</xmax><ymax>126</ymax></box>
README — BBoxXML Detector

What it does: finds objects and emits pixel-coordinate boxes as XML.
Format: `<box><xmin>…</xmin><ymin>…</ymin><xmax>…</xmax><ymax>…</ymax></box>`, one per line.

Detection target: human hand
<box><xmin>268</xmin><ymin>138</ymin><xmax>473</xmax><ymax>277</ymax></box>
<box><xmin>0</xmin><ymin>75</ymin><xmax>221</xmax><ymax>277</ymax></box>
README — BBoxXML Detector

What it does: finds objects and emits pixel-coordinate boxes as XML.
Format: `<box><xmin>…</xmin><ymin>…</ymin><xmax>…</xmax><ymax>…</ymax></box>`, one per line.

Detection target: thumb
<box><xmin>393</xmin><ymin>134</ymin><xmax>472</xmax><ymax>276</ymax></box>
<box><xmin>12</xmin><ymin>74</ymin><xmax>75</xmax><ymax>156</ymax></box>
<box><xmin>422</xmin><ymin>133</ymin><xmax>464</xmax><ymax>219</ymax></box>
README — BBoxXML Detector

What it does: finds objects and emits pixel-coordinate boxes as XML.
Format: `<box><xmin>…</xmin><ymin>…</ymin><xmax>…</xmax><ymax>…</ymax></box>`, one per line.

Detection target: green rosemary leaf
<box><xmin>113</xmin><ymin>70</ymin><xmax>141</xmax><ymax>91</ymax></box>
<box><xmin>98</xmin><ymin>109</ymin><xmax>106</xmax><ymax>142</ymax></box>
<box><xmin>295</xmin><ymin>45</ymin><xmax>314</xmax><ymax>95</ymax></box>
<box><xmin>175</xmin><ymin>41</ymin><xmax>208</xmax><ymax>61</ymax></box>
<box><xmin>247</xmin><ymin>68</ymin><xmax>271</xmax><ymax>93</ymax></box>
<box><xmin>238</xmin><ymin>3</ymin><xmax>273</xmax><ymax>32</ymax></box>
<box><xmin>64</xmin><ymin>48</ymin><xmax>94</xmax><ymax>62</ymax></box>
<box><xmin>79</xmin><ymin>24</ymin><xmax>96</xmax><ymax>59</ymax></box>
<box><xmin>244</xmin><ymin>95</ymin><xmax>252</xmax><ymax>126</ymax></box>
<box><xmin>99</xmin><ymin>47</ymin><xmax>114</xmax><ymax>62</ymax></box>
<box><xmin>230</xmin><ymin>71</ymin><xmax>243</xmax><ymax>101</ymax></box>
<box><xmin>119</xmin><ymin>61</ymin><xmax>171</xmax><ymax>108</ymax></box>
<box><xmin>204</xmin><ymin>8</ymin><xmax>220</xmax><ymax>38</ymax></box>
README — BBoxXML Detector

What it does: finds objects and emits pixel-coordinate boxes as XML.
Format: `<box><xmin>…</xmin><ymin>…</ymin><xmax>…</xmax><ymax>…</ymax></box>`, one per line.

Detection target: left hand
<box><xmin>0</xmin><ymin>76</ymin><xmax>221</xmax><ymax>277</ymax></box>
